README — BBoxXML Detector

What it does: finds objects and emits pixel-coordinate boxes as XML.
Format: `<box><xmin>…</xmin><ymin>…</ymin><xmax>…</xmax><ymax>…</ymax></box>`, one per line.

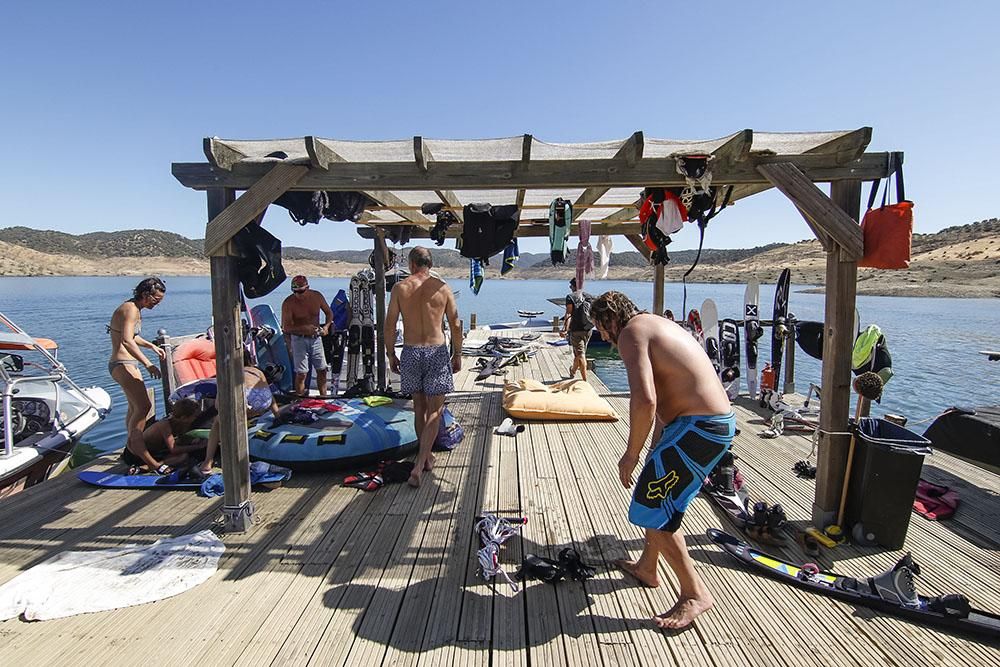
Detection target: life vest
<box><xmin>549</xmin><ymin>198</ymin><xmax>572</xmax><ymax>265</ymax></box>
<box><xmin>853</xmin><ymin>324</ymin><xmax>894</xmax><ymax>385</ymax></box>
<box><xmin>234</xmin><ymin>222</ymin><xmax>286</xmax><ymax>298</ymax></box>
<box><xmin>330</xmin><ymin>289</ymin><xmax>350</xmax><ymax>331</ymax></box>
<box><xmin>638</xmin><ymin>189</ymin><xmax>686</xmax><ymax>266</ymax></box>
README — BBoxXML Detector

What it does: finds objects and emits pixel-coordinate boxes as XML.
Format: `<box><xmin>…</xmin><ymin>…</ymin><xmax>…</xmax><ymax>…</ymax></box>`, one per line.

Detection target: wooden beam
<box><xmin>572</xmin><ymin>131</ymin><xmax>644</xmax><ymax>221</ymax></box>
<box><xmin>812</xmin><ymin>179</ymin><xmax>861</xmax><ymax>527</ymax></box>
<box><xmin>203</xmin><ymin>163</ymin><xmax>308</xmax><ymax>256</ymax></box>
<box><xmin>710</xmin><ymin>129</ymin><xmax>753</xmax><ymax>165</ymax></box>
<box><xmin>173</xmin><ymin>151</ymin><xmax>892</xmax><ymax>192</ymax></box>
<box><xmin>413</xmin><ymin>137</ymin><xmax>465</xmax><ymax>223</ymax></box>
<box><xmin>625</xmin><ymin>234</ymin><xmax>652</xmax><ymax>260</ymax></box>
<box><xmin>303</xmin><ymin>136</ymin><xmax>430</xmax><ymax>225</ymax></box>
<box><xmin>727</xmin><ymin>127</ymin><xmax>875</xmax><ymax>204</ymax></box>
<box><xmin>515</xmin><ymin>134</ymin><xmax>532</xmax><ymax>211</ymax></box>
<box><xmin>652</xmin><ymin>264</ymin><xmax>665</xmax><ymax>314</ymax></box>
<box><xmin>357</xmin><ymin>221</ymin><xmax>643</xmax><ymax>240</ymax></box>
<box><xmin>757</xmin><ymin>162</ymin><xmax>863</xmax><ymax>259</ymax></box>
<box><xmin>204</xmin><ymin>137</ymin><xmax>247</xmax><ymax>171</ymax></box>
<box><xmin>413</xmin><ymin>136</ymin><xmax>432</xmax><ymax>172</ymax></box>
<box><xmin>207</xmin><ymin>188</ymin><xmax>252</xmax><ymax>533</ymax></box>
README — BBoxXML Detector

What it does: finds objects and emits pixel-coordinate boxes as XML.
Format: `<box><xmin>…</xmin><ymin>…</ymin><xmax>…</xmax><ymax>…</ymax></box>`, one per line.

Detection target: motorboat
<box><xmin>0</xmin><ymin>312</ymin><xmax>111</xmax><ymax>498</ymax></box>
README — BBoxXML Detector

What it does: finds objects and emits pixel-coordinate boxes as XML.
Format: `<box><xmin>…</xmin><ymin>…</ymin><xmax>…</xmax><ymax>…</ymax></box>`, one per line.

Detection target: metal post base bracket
<box><xmin>220</xmin><ymin>501</ymin><xmax>255</xmax><ymax>533</ymax></box>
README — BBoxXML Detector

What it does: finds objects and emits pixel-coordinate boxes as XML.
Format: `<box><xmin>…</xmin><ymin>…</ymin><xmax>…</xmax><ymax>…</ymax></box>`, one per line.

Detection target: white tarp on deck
<box><xmin>0</xmin><ymin>530</ymin><xmax>224</xmax><ymax>621</ymax></box>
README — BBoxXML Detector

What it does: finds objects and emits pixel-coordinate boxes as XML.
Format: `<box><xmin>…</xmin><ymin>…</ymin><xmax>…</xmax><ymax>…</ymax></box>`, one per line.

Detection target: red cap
<box><xmin>291</xmin><ymin>275</ymin><xmax>309</xmax><ymax>290</ymax></box>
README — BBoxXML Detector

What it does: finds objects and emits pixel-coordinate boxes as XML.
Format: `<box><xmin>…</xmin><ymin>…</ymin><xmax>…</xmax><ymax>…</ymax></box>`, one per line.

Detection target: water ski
<box><xmin>250</xmin><ymin>304</ymin><xmax>294</xmax><ymax>394</ymax></box>
<box><xmin>744</xmin><ymin>278</ymin><xmax>762</xmax><ymax>400</ymax></box>
<box><xmin>707</xmin><ymin>528</ymin><xmax>1000</xmax><ymax>641</ymax></box>
<box><xmin>720</xmin><ymin>319</ymin><xmax>741</xmax><ymax>400</ymax></box>
<box><xmin>701</xmin><ymin>299</ymin><xmax>720</xmax><ymax>379</ymax></box>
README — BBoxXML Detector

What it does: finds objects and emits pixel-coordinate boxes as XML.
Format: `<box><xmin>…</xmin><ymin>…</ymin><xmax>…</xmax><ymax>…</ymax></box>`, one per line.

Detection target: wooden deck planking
<box><xmin>0</xmin><ymin>328</ymin><xmax>997</xmax><ymax>665</ymax></box>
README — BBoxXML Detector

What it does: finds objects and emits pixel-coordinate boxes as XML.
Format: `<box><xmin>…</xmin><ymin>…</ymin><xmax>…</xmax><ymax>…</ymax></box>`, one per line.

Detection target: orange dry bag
<box><xmin>760</xmin><ymin>363</ymin><xmax>776</xmax><ymax>392</ymax></box>
<box><xmin>859</xmin><ymin>153</ymin><xmax>913</xmax><ymax>270</ymax></box>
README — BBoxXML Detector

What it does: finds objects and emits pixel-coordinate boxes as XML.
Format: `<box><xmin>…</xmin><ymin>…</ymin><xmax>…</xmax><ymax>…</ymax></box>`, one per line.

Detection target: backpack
<box><xmin>852</xmin><ymin>324</ymin><xmax>894</xmax><ymax>386</ymax></box>
<box><xmin>233</xmin><ymin>223</ymin><xmax>286</xmax><ymax>298</ymax></box>
<box><xmin>569</xmin><ymin>292</ymin><xmax>595</xmax><ymax>331</ymax></box>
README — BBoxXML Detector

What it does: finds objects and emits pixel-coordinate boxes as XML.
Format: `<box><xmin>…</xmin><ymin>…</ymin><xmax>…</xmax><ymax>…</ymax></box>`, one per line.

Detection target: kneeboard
<box><xmin>78</xmin><ymin>470</ymin><xmax>286</xmax><ymax>490</ymax></box>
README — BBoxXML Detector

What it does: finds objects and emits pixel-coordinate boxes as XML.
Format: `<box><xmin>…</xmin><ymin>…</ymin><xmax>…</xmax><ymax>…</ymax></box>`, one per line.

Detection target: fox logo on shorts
<box><xmin>646</xmin><ymin>470</ymin><xmax>680</xmax><ymax>500</ymax></box>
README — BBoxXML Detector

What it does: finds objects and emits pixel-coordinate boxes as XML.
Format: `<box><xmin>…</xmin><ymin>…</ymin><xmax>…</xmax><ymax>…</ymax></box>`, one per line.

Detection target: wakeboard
<box><xmin>744</xmin><ymin>278</ymin><xmax>761</xmax><ymax>400</ymax></box>
<box><xmin>707</xmin><ymin>528</ymin><xmax>1000</xmax><ymax>641</ymax></box>
<box><xmin>768</xmin><ymin>269</ymin><xmax>791</xmax><ymax>401</ymax></box>
<box><xmin>250</xmin><ymin>304</ymin><xmax>293</xmax><ymax>394</ymax></box>
<box><xmin>78</xmin><ymin>469</ymin><xmax>286</xmax><ymax>489</ymax></box>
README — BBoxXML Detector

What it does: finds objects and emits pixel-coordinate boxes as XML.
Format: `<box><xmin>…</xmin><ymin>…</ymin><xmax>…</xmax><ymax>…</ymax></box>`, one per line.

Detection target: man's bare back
<box><xmin>620</xmin><ymin>313</ymin><xmax>731</xmax><ymax>424</ymax></box>
<box><xmin>393</xmin><ymin>273</ymin><xmax>456</xmax><ymax>346</ymax></box>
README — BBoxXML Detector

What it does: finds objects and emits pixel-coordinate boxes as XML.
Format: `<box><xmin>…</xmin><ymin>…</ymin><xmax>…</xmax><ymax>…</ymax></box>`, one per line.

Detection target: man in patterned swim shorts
<box><xmin>385</xmin><ymin>247</ymin><xmax>463</xmax><ymax>487</ymax></box>
<box><xmin>591</xmin><ymin>291</ymin><xmax>735</xmax><ymax>631</ymax></box>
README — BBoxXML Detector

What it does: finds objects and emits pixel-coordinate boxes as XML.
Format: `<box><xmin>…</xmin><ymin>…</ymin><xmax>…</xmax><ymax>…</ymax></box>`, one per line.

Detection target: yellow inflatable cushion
<box><xmin>502</xmin><ymin>379</ymin><xmax>619</xmax><ymax>421</ymax></box>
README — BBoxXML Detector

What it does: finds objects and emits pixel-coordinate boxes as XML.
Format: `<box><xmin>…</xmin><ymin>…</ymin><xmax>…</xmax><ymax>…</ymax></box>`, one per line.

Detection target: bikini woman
<box><xmin>108</xmin><ymin>277</ymin><xmax>168</xmax><ymax>472</ymax></box>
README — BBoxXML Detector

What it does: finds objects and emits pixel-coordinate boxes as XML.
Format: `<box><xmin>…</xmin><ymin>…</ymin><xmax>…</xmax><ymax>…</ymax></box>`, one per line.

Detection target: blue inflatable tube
<box><xmin>248</xmin><ymin>398</ymin><xmax>417</xmax><ymax>470</ymax></box>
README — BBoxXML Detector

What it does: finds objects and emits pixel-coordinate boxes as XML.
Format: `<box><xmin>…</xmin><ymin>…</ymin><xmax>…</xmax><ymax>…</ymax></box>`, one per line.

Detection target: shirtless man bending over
<box><xmin>591</xmin><ymin>291</ymin><xmax>734</xmax><ymax>631</ymax></box>
<box><xmin>385</xmin><ymin>247</ymin><xmax>462</xmax><ymax>488</ymax></box>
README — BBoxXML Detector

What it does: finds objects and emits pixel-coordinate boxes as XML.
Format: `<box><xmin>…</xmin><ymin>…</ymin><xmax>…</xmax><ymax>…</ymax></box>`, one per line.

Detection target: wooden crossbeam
<box><xmin>357</xmin><ymin>221</ymin><xmax>642</xmax><ymax>240</ymax></box>
<box><xmin>203</xmin><ymin>163</ymin><xmax>308</xmax><ymax>256</ymax></box>
<box><xmin>413</xmin><ymin>137</ymin><xmax>464</xmax><ymax>224</ymax></box>
<box><xmin>728</xmin><ymin>127</ymin><xmax>876</xmax><ymax>204</ymax></box>
<box><xmin>515</xmin><ymin>134</ymin><xmax>532</xmax><ymax>211</ymax></box>
<box><xmin>624</xmin><ymin>234</ymin><xmax>652</xmax><ymax>260</ymax></box>
<box><xmin>572</xmin><ymin>131</ymin><xmax>643</xmax><ymax>221</ymax></box>
<box><xmin>304</xmin><ymin>136</ymin><xmax>430</xmax><ymax>225</ymax></box>
<box><xmin>204</xmin><ymin>137</ymin><xmax>247</xmax><ymax>171</ymax></box>
<box><xmin>757</xmin><ymin>162</ymin><xmax>863</xmax><ymax>259</ymax></box>
<box><xmin>173</xmin><ymin>151</ymin><xmax>891</xmax><ymax>192</ymax></box>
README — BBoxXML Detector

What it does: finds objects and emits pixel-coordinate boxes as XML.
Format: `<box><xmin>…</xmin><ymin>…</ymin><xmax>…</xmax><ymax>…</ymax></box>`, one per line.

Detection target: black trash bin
<box><xmin>845</xmin><ymin>417</ymin><xmax>933</xmax><ymax>550</ymax></box>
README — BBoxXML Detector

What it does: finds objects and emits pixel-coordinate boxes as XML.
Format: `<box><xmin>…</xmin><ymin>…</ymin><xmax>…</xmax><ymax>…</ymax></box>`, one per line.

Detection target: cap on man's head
<box><xmin>291</xmin><ymin>275</ymin><xmax>309</xmax><ymax>290</ymax></box>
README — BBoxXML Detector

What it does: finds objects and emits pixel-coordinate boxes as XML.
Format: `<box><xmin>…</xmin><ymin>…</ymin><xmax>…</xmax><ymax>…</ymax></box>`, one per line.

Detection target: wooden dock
<box><xmin>0</xmin><ymin>330</ymin><xmax>997</xmax><ymax>665</ymax></box>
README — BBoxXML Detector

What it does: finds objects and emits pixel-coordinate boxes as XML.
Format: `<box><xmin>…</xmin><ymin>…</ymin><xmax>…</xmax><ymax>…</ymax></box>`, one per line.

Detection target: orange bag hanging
<box><xmin>859</xmin><ymin>153</ymin><xmax>913</xmax><ymax>269</ymax></box>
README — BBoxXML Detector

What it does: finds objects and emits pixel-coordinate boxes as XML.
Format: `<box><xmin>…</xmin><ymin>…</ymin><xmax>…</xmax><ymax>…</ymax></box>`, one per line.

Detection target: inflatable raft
<box><xmin>248</xmin><ymin>398</ymin><xmax>417</xmax><ymax>470</ymax></box>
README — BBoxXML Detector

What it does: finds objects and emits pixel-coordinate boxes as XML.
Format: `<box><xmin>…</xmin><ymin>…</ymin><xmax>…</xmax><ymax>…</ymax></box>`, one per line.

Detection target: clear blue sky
<box><xmin>2</xmin><ymin>1</ymin><xmax>997</xmax><ymax>254</ymax></box>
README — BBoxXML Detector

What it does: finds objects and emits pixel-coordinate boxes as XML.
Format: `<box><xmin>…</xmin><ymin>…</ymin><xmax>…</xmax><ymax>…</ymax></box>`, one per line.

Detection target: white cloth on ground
<box><xmin>0</xmin><ymin>530</ymin><xmax>224</xmax><ymax>621</ymax></box>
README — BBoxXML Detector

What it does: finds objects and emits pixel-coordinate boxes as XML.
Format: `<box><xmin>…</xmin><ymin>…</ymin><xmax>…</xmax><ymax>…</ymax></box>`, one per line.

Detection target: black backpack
<box><xmin>569</xmin><ymin>293</ymin><xmax>595</xmax><ymax>331</ymax></box>
<box><xmin>234</xmin><ymin>223</ymin><xmax>286</xmax><ymax>298</ymax></box>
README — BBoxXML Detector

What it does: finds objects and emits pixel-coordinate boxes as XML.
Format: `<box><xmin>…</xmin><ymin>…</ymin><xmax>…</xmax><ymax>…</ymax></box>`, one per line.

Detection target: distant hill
<box><xmin>2</xmin><ymin>220</ymin><xmax>998</xmax><ymax>297</ymax></box>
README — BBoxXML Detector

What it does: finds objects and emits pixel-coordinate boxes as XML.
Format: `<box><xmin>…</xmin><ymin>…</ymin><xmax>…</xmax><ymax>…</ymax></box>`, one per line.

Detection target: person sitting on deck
<box><xmin>385</xmin><ymin>246</ymin><xmax>463</xmax><ymax>488</ymax></box>
<box><xmin>121</xmin><ymin>398</ymin><xmax>205</xmax><ymax>474</ymax></box>
<box><xmin>197</xmin><ymin>366</ymin><xmax>284</xmax><ymax>475</ymax></box>
<box><xmin>591</xmin><ymin>291</ymin><xmax>734</xmax><ymax>631</ymax></box>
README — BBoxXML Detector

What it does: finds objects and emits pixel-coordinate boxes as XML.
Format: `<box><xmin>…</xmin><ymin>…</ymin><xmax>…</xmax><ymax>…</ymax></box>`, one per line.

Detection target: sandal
<box><xmin>155</xmin><ymin>464</ymin><xmax>174</xmax><ymax>476</ymax></box>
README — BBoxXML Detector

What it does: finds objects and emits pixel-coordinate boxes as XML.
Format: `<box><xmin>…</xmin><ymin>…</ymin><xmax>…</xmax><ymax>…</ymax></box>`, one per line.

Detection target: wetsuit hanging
<box><xmin>674</xmin><ymin>155</ymin><xmax>733</xmax><ymax>316</ymax></box>
<box><xmin>638</xmin><ymin>188</ymin><xmax>684</xmax><ymax>266</ymax></box>
<box><xmin>549</xmin><ymin>198</ymin><xmax>572</xmax><ymax>265</ymax></box>
<box><xmin>501</xmin><ymin>238</ymin><xmax>520</xmax><ymax>276</ymax></box>
<box><xmin>575</xmin><ymin>220</ymin><xmax>594</xmax><ymax>290</ymax></box>
<box><xmin>422</xmin><ymin>203</ymin><xmax>459</xmax><ymax>247</ymax></box>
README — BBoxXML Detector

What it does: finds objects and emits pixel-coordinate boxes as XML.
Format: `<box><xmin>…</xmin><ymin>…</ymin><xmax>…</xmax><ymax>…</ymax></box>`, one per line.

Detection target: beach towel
<box><xmin>597</xmin><ymin>235</ymin><xmax>613</xmax><ymax>279</ymax></box>
<box><xmin>0</xmin><ymin>531</ymin><xmax>224</xmax><ymax>621</ymax></box>
<box><xmin>470</xmin><ymin>258</ymin><xmax>484</xmax><ymax>295</ymax></box>
<box><xmin>501</xmin><ymin>238</ymin><xmax>519</xmax><ymax>276</ymax></box>
<box><xmin>199</xmin><ymin>461</ymin><xmax>292</xmax><ymax>497</ymax></box>
<box><xmin>576</xmin><ymin>220</ymin><xmax>594</xmax><ymax>289</ymax></box>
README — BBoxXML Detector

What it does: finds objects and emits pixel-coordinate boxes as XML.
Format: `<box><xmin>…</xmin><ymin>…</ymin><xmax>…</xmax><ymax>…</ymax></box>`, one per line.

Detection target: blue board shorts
<box><xmin>291</xmin><ymin>334</ymin><xmax>328</xmax><ymax>374</ymax></box>
<box><xmin>629</xmin><ymin>412</ymin><xmax>735</xmax><ymax>532</ymax></box>
<box><xmin>399</xmin><ymin>344</ymin><xmax>454</xmax><ymax>396</ymax></box>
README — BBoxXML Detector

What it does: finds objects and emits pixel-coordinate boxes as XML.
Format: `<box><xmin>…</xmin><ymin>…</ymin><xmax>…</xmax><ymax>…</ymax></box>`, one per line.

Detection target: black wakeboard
<box><xmin>707</xmin><ymin>528</ymin><xmax>1000</xmax><ymax>642</ymax></box>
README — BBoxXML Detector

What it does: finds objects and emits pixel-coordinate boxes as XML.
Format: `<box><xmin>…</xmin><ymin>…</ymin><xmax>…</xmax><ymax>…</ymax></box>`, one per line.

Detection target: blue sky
<box><xmin>1</xmin><ymin>1</ymin><xmax>997</xmax><ymax>254</ymax></box>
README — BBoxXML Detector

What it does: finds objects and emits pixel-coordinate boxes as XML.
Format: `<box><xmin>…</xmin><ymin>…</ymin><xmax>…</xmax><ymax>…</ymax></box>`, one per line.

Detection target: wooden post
<box><xmin>208</xmin><ymin>188</ymin><xmax>252</xmax><ymax>533</ymax></box>
<box><xmin>812</xmin><ymin>180</ymin><xmax>861</xmax><ymax>527</ymax></box>
<box><xmin>470</xmin><ymin>314</ymin><xmax>477</xmax><ymax>330</ymax></box>
<box><xmin>373</xmin><ymin>231</ymin><xmax>387</xmax><ymax>391</ymax></box>
<box><xmin>784</xmin><ymin>330</ymin><xmax>796</xmax><ymax>394</ymax></box>
<box><xmin>652</xmin><ymin>264</ymin><xmax>665</xmax><ymax>315</ymax></box>
<box><xmin>156</xmin><ymin>329</ymin><xmax>176</xmax><ymax>414</ymax></box>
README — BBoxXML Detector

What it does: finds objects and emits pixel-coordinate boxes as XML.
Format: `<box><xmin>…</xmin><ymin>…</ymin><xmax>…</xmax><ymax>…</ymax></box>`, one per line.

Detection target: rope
<box><xmin>474</xmin><ymin>513</ymin><xmax>526</xmax><ymax>592</ymax></box>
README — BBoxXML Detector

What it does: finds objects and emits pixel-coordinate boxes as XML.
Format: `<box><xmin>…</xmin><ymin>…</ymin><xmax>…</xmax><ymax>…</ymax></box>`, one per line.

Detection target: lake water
<box><xmin>1</xmin><ymin>276</ymin><xmax>997</xmax><ymax>461</ymax></box>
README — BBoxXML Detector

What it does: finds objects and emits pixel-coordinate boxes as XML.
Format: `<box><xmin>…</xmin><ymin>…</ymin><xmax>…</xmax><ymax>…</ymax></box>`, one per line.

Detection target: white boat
<box><xmin>0</xmin><ymin>312</ymin><xmax>111</xmax><ymax>498</ymax></box>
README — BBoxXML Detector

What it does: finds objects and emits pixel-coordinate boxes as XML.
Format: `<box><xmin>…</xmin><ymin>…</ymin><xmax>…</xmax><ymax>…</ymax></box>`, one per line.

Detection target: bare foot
<box><xmin>423</xmin><ymin>454</ymin><xmax>436</xmax><ymax>472</ymax></box>
<box><xmin>614</xmin><ymin>559</ymin><xmax>659</xmax><ymax>588</ymax></box>
<box><xmin>653</xmin><ymin>595</ymin><xmax>714</xmax><ymax>630</ymax></box>
<box><xmin>407</xmin><ymin>471</ymin><xmax>422</xmax><ymax>488</ymax></box>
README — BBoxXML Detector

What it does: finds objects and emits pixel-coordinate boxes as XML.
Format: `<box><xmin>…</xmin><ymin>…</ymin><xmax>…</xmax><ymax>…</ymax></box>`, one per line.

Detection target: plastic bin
<box><xmin>845</xmin><ymin>417</ymin><xmax>933</xmax><ymax>550</ymax></box>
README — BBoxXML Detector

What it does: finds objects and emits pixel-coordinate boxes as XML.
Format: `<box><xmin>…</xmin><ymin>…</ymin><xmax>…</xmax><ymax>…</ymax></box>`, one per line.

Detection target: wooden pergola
<box><xmin>172</xmin><ymin>128</ymin><xmax>897</xmax><ymax>532</ymax></box>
